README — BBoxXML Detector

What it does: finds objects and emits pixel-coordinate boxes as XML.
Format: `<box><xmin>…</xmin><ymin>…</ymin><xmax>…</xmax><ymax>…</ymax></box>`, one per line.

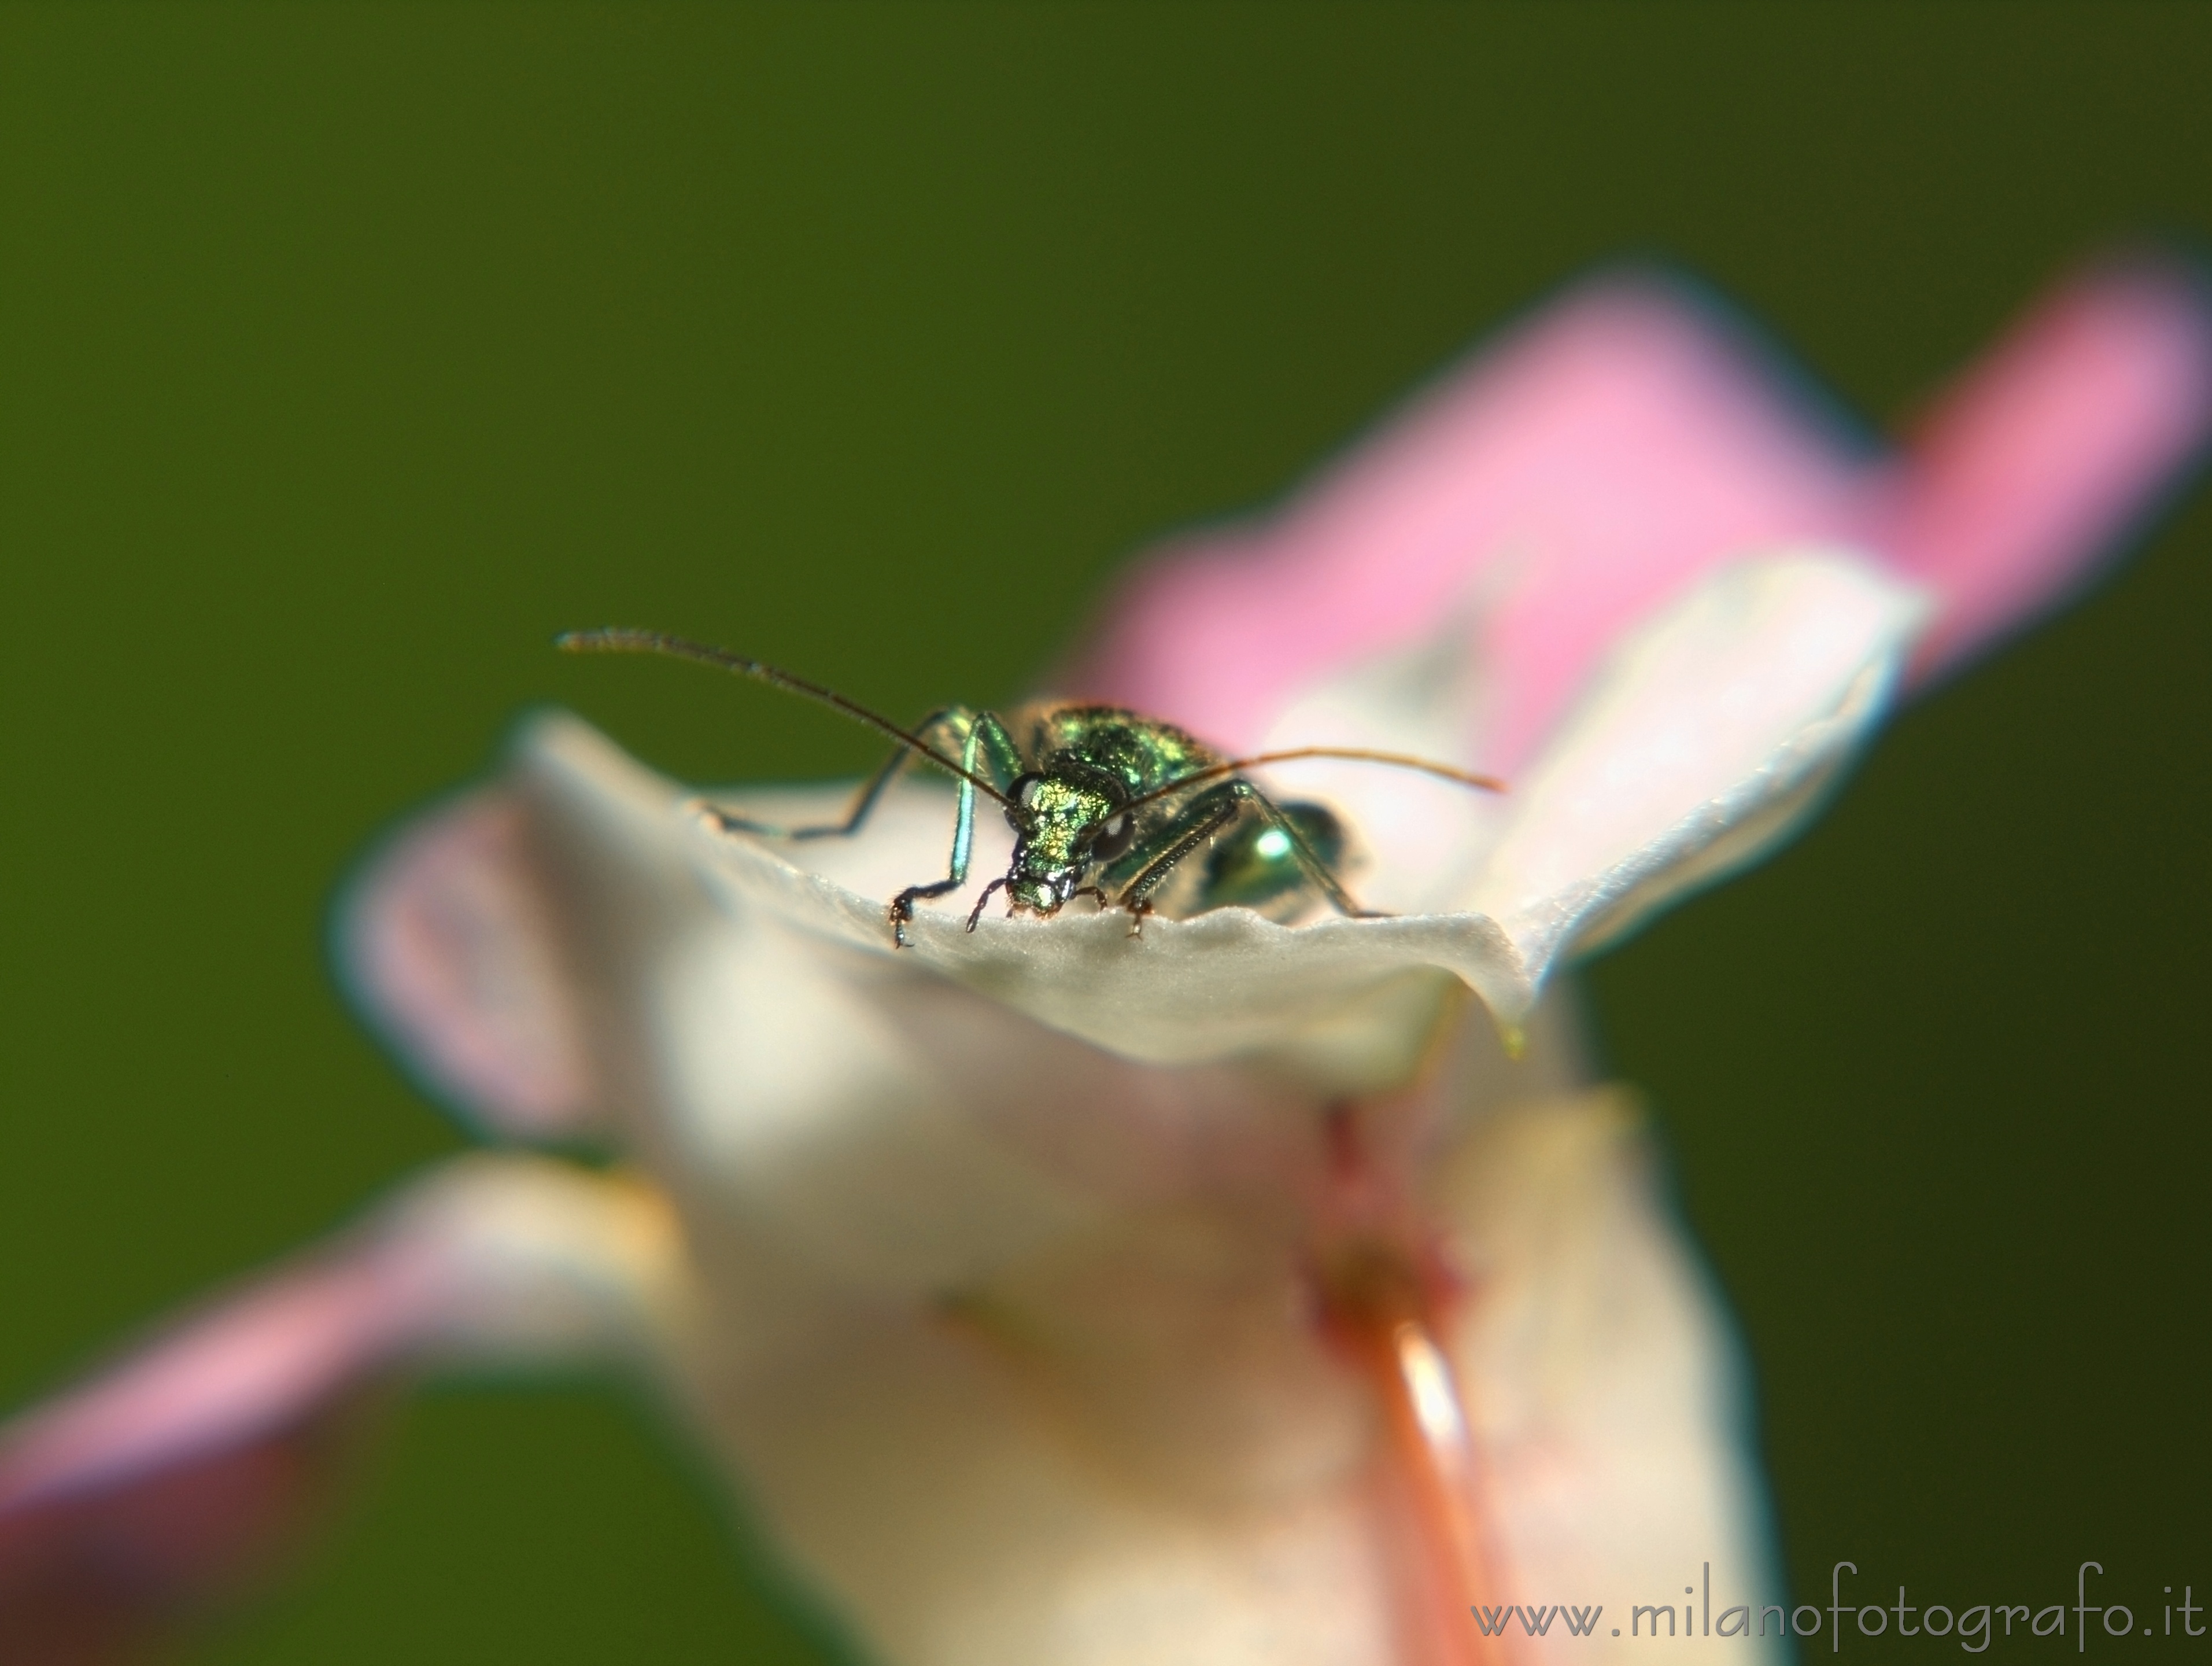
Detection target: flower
<box><xmin>2</xmin><ymin>259</ymin><xmax>2205</xmax><ymax>1666</ymax></box>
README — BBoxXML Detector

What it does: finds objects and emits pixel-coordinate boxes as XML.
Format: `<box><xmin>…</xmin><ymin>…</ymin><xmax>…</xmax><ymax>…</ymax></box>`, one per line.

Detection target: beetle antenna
<box><xmin>1120</xmin><ymin>747</ymin><xmax>1506</xmax><ymax>814</ymax></box>
<box><xmin>556</xmin><ymin>628</ymin><xmax>1015</xmax><ymax>807</ymax></box>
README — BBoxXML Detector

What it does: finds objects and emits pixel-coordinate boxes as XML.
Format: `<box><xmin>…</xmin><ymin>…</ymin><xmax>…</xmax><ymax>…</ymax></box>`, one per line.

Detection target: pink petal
<box><xmin>1065</xmin><ymin>259</ymin><xmax>2212</xmax><ymax>766</ymax></box>
<box><xmin>0</xmin><ymin>1406</ymin><xmax>370</xmax><ymax>1666</ymax></box>
<box><xmin>0</xmin><ymin>1250</ymin><xmax>431</xmax><ymax>1661</ymax></box>
<box><xmin>1890</xmin><ymin>258</ymin><xmax>2212</xmax><ymax>677</ymax></box>
<box><xmin>1062</xmin><ymin>274</ymin><xmax>1880</xmax><ymax>770</ymax></box>
<box><xmin>339</xmin><ymin>786</ymin><xmax>599</xmax><ymax>1138</ymax></box>
<box><xmin>0</xmin><ymin>1160</ymin><xmax>681</xmax><ymax>1664</ymax></box>
<box><xmin>0</xmin><ymin>1260</ymin><xmax>428</xmax><ymax>1513</ymax></box>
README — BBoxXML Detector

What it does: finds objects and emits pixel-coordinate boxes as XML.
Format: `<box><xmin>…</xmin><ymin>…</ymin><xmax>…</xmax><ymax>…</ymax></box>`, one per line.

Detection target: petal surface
<box><xmin>1463</xmin><ymin>550</ymin><xmax>1925</xmax><ymax>980</ymax></box>
<box><xmin>688</xmin><ymin>1086</ymin><xmax>1779</xmax><ymax>1666</ymax></box>
<box><xmin>1436</xmin><ymin>1091</ymin><xmax>1783</xmax><ymax>1661</ymax></box>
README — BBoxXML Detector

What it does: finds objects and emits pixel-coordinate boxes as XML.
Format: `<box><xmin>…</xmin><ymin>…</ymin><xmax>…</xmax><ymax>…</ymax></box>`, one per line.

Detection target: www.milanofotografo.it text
<box><xmin>1471</xmin><ymin>1564</ymin><xmax>2210</xmax><ymax>1649</ymax></box>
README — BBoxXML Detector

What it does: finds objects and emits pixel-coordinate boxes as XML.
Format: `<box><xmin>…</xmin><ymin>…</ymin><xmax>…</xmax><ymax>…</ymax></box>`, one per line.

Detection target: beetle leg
<box><xmin>889</xmin><ymin>713</ymin><xmax>993</xmax><ymax>947</ymax></box>
<box><xmin>1247</xmin><ymin>787</ymin><xmax>1384</xmax><ymax>919</ymax></box>
<box><xmin>967</xmin><ymin>710</ymin><xmax>1027</xmax><ymax>788</ymax></box>
<box><xmin>1111</xmin><ymin>783</ymin><xmax>1249</xmax><ymax>931</ymax></box>
<box><xmin>696</xmin><ymin>706</ymin><xmax>973</xmax><ymax>843</ymax></box>
<box><xmin>690</xmin><ymin>704</ymin><xmax>1032</xmax><ymax>949</ymax></box>
<box><xmin>962</xmin><ymin>876</ymin><xmax>1011</xmax><ymax>932</ymax></box>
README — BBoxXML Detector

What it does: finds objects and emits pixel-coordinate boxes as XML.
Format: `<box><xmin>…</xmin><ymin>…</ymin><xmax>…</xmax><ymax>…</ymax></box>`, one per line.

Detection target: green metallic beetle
<box><xmin>557</xmin><ymin>630</ymin><xmax>1502</xmax><ymax>946</ymax></box>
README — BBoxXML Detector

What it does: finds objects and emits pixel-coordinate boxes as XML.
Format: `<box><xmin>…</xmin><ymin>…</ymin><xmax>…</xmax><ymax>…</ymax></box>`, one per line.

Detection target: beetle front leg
<box><xmin>1110</xmin><ymin>784</ymin><xmax>1249</xmax><ymax>937</ymax></box>
<box><xmin>887</xmin><ymin>712</ymin><xmax>991</xmax><ymax>947</ymax></box>
<box><xmin>896</xmin><ymin>709</ymin><xmax>1032</xmax><ymax>943</ymax></box>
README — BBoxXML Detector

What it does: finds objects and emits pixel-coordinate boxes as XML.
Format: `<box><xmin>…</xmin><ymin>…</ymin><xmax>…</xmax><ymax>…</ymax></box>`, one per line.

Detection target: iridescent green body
<box><xmin>1005</xmin><ymin>704</ymin><xmax>1224</xmax><ymax>912</ymax></box>
<box><xmin>1199</xmin><ymin>801</ymin><xmax>1347</xmax><ymax>918</ymax></box>
<box><xmin>709</xmin><ymin>696</ymin><xmax>1362</xmax><ymax>944</ymax></box>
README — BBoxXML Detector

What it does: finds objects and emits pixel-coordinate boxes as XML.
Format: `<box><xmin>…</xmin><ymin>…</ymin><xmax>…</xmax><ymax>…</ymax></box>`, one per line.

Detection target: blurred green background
<box><xmin>2</xmin><ymin>4</ymin><xmax>2207</xmax><ymax>1660</ymax></box>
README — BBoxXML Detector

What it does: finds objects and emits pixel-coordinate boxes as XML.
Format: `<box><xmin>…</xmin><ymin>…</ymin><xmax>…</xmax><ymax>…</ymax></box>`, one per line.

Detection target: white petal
<box><xmin>1464</xmin><ymin>548</ymin><xmax>1928</xmax><ymax>987</ymax></box>
<box><xmin>1439</xmin><ymin>1093</ymin><xmax>1786</xmax><ymax>1658</ymax></box>
<box><xmin>684</xmin><ymin>1088</ymin><xmax>1778</xmax><ymax>1666</ymax></box>
<box><xmin>511</xmin><ymin>721</ymin><xmax>1547</xmax><ymax>1309</ymax></box>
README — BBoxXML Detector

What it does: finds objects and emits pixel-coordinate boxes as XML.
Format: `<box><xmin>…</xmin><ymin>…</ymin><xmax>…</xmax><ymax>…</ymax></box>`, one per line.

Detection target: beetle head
<box><xmin>1005</xmin><ymin>772</ymin><xmax>1124</xmax><ymax>915</ymax></box>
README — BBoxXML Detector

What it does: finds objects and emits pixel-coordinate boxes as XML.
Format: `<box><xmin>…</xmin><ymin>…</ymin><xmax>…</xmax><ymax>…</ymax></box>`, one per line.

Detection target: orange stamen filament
<box><xmin>1327</xmin><ymin>1276</ymin><xmax>1506</xmax><ymax>1666</ymax></box>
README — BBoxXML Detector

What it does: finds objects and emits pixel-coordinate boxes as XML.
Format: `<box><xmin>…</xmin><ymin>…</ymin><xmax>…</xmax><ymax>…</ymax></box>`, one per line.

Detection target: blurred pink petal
<box><xmin>0</xmin><ymin>1160</ymin><xmax>686</xmax><ymax>1662</ymax></box>
<box><xmin>340</xmin><ymin>787</ymin><xmax>600</xmax><ymax>1137</ymax></box>
<box><xmin>0</xmin><ymin>1261</ymin><xmax>422</xmax><ymax>1520</ymax></box>
<box><xmin>1066</xmin><ymin>257</ymin><xmax>2212</xmax><ymax>769</ymax></box>
<box><xmin>0</xmin><ymin>1373</ymin><xmax>371</xmax><ymax>1665</ymax></box>
<box><xmin>1893</xmin><ymin>259</ymin><xmax>2212</xmax><ymax>676</ymax></box>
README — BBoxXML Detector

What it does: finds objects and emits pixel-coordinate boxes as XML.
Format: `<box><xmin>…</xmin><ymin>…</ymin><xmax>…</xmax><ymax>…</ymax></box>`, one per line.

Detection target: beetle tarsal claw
<box><xmin>962</xmin><ymin>876</ymin><xmax>1009</xmax><ymax>934</ymax></box>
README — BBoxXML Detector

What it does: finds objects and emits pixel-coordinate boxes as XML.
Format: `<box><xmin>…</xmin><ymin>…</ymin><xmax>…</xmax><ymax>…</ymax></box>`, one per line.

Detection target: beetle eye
<box><xmin>1015</xmin><ymin>776</ymin><xmax>1043</xmax><ymax>809</ymax></box>
<box><xmin>1092</xmin><ymin>810</ymin><xmax>1132</xmax><ymax>859</ymax></box>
